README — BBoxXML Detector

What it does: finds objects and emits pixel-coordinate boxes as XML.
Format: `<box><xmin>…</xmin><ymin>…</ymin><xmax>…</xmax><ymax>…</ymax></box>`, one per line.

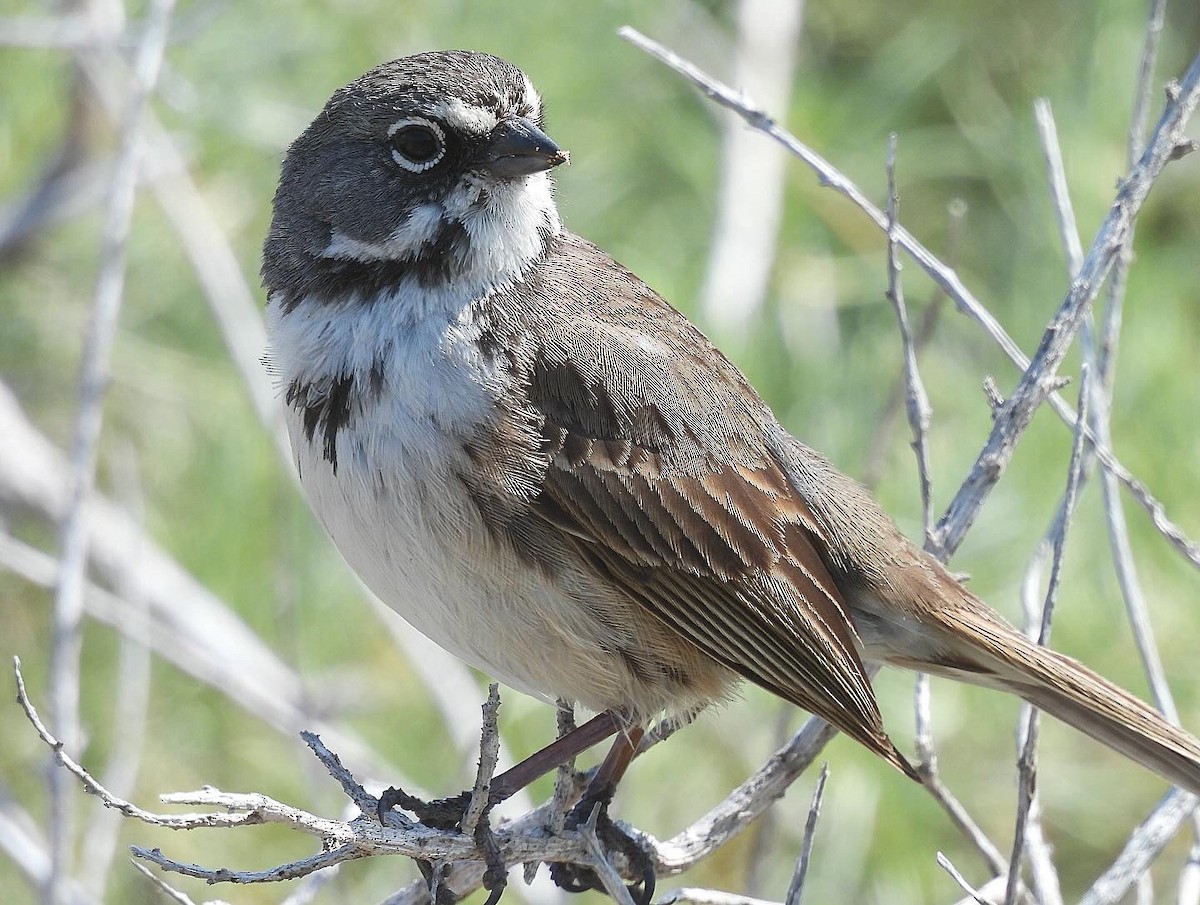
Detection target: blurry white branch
<box><xmin>48</xmin><ymin>2</ymin><xmax>174</xmax><ymax>900</ymax></box>
<box><xmin>700</xmin><ymin>0</ymin><xmax>803</xmax><ymax>331</ymax></box>
<box><xmin>0</xmin><ymin>379</ymin><xmax>401</xmax><ymax>784</ymax></box>
<box><xmin>77</xmin><ymin>53</ymin><xmax>292</xmax><ymax>466</ymax></box>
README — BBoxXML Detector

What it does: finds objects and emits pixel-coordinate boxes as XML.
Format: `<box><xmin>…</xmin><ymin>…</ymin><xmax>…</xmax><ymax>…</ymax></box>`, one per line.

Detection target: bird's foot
<box><xmin>376</xmin><ymin>786</ymin><xmax>471</xmax><ymax>830</ymax></box>
<box><xmin>474</xmin><ymin>810</ymin><xmax>509</xmax><ymax>905</ymax></box>
<box><xmin>378</xmin><ymin>787</ymin><xmax>508</xmax><ymax>903</ymax></box>
<box><xmin>549</xmin><ymin>792</ymin><xmax>655</xmax><ymax>905</ymax></box>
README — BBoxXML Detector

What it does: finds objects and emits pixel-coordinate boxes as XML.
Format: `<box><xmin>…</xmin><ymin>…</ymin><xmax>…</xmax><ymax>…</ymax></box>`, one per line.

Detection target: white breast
<box><xmin>267</xmin><ymin>289</ymin><xmax>546</xmax><ymax>698</ymax></box>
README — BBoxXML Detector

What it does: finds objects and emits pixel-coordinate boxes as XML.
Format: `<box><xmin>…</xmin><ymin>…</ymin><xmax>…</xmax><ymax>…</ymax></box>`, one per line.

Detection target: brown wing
<box><xmin>511</xmin><ymin>235</ymin><xmax>911</xmax><ymax>774</ymax></box>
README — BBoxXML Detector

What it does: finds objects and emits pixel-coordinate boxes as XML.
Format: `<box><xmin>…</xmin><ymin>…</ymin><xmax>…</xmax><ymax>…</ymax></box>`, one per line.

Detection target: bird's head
<box><xmin>263</xmin><ymin>51</ymin><xmax>568</xmax><ymax>310</ymax></box>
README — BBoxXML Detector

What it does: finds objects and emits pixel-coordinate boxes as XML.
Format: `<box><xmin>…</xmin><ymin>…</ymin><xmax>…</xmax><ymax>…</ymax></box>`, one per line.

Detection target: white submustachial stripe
<box><xmin>322</xmin><ymin>203</ymin><xmax>444</xmax><ymax>262</ymax></box>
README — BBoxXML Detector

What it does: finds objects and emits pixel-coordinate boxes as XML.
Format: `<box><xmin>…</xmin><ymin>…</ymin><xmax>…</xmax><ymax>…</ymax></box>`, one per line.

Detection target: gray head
<box><xmin>263</xmin><ymin>51</ymin><xmax>568</xmax><ymax>310</ymax></box>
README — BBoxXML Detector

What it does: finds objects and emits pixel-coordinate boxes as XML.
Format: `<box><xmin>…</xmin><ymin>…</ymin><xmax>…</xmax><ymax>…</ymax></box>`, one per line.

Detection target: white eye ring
<box><xmin>387</xmin><ymin>117</ymin><xmax>446</xmax><ymax>173</ymax></box>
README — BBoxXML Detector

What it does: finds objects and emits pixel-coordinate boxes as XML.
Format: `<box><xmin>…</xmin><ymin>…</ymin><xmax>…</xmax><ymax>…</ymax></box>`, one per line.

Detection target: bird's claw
<box><xmin>376</xmin><ymin>786</ymin><xmax>471</xmax><ymax>830</ymax></box>
<box><xmin>549</xmin><ymin>797</ymin><xmax>656</xmax><ymax>905</ymax></box>
<box><xmin>475</xmin><ymin>812</ymin><xmax>508</xmax><ymax>905</ymax></box>
<box><xmin>377</xmin><ymin>787</ymin><xmax>508</xmax><ymax>903</ymax></box>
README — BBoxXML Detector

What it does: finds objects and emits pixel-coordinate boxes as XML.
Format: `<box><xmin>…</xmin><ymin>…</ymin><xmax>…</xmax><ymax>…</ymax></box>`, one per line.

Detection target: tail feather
<box><xmin>990</xmin><ymin>637</ymin><xmax>1200</xmax><ymax>796</ymax></box>
<box><xmin>898</xmin><ymin>598</ymin><xmax>1200</xmax><ymax>795</ymax></box>
<box><xmin>859</xmin><ymin>582</ymin><xmax>1200</xmax><ymax>794</ymax></box>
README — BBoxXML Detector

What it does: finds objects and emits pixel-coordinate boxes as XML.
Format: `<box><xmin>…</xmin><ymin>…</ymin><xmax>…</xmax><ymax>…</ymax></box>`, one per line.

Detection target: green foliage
<box><xmin>2</xmin><ymin>1</ymin><xmax>1198</xmax><ymax>902</ymax></box>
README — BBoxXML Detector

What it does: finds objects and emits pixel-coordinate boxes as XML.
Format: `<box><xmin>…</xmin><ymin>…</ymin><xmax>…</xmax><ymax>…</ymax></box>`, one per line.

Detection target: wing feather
<box><xmin>485</xmin><ymin>232</ymin><xmax>913</xmax><ymax>774</ymax></box>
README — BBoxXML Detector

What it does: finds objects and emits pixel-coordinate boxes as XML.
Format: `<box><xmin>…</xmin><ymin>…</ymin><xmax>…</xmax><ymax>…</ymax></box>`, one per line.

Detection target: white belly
<box><xmin>287</xmin><ymin>401</ymin><xmax>563</xmax><ymax>703</ymax></box>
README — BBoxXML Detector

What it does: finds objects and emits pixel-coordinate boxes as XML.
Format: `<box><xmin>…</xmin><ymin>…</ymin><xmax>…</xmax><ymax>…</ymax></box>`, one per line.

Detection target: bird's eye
<box><xmin>387</xmin><ymin>118</ymin><xmax>446</xmax><ymax>173</ymax></box>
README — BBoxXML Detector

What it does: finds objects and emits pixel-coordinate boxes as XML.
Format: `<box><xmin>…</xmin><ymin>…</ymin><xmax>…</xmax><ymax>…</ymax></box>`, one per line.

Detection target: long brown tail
<box><xmin>988</xmin><ymin>633</ymin><xmax>1200</xmax><ymax>795</ymax></box>
<box><xmin>927</xmin><ymin>606</ymin><xmax>1200</xmax><ymax>796</ymax></box>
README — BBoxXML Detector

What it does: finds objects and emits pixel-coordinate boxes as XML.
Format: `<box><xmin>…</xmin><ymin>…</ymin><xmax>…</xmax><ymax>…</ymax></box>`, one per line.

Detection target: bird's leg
<box><xmin>550</xmin><ymin>726</ymin><xmax>656</xmax><ymax>905</ymax></box>
<box><xmin>491</xmin><ymin>710</ymin><xmax>622</xmax><ymax>804</ymax></box>
<box><xmin>376</xmin><ymin>710</ymin><xmax>622</xmax><ymax>826</ymax></box>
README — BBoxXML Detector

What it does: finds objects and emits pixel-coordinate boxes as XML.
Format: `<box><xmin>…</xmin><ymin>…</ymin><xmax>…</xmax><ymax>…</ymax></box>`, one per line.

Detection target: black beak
<box><xmin>475</xmin><ymin>117</ymin><xmax>569</xmax><ymax>178</ymax></box>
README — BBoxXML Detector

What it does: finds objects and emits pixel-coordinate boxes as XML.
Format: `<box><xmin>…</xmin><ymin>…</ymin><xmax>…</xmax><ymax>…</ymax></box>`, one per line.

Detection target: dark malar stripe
<box><xmin>267</xmin><ymin>216</ymin><xmax>560</xmax><ymax>316</ymax></box>
<box><xmin>270</xmin><ymin>219</ymin><xmax>475</xmax><ymax>314</ymax></box>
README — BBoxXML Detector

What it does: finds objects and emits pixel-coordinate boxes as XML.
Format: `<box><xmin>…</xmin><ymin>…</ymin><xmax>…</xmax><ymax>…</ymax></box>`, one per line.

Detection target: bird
<box><xmin>263</xmin><ymin>49</ymin><xmax>1200</xmax><ymax>896</ymax></box>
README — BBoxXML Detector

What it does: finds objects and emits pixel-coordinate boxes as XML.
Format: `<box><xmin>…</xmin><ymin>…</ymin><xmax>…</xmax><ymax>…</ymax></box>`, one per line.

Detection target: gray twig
<box><xmin>864</xmin><ymin>198</ymin><xmax>962</xmax><ymax>489</ymax></box>
<box><xmin>1081</xmin><ymin>789</ymin><xmax>1199</xmax><ymax>905</ymax></box>
<box><xmin>580</xmin><ymin>804</ymin><xmax>638</xmax><ymax>905</ymax></box>
<box><xmin>1101</xmin><ymin>0</ymin><xmax>1167</xmax><ymax>391</ymax></box>
<box><xmin>783</xmin><ymin>764</ymin><xmax>828</xmax><ymax>905</ymax></box>
<box><xmin>884</xmin><ymin>133</ymin><xmax>934</xmax><ymax>538</ymax></box>
<box><xmin>129</xmin><ymin>861</ymin><xmax>197</xmax><ymax>905</ymax></box>
<box><xmin>549</xmin><ymin>700</ymin><xmax>580</xmax><ymax>835</ymax></box>
<box><xmin>300</xmin><ymin>732</ymin><xmax>376</xmax><ymax>816</ymax></box>
<box><xmin>889</xmin><ymin>137</ymin><xmax>1005</xmax><ymax>882</ymax></box>
<box><xmin>937</xmin><ymin>851</ymin><xmax>993</xmax><ymax>904</ymax></box>
<box><xmin>461</xmin><ymin>685</ymin><xmax>502</xmax><ymax>838</ymax></box>
<box><xmin>913</xmin><ymin>673</ymin><xmax>1008</xmax><ymax>877</ymax></box>
<box><xmin>1006</xmin><ymin>366</ymin><xmax>1089</xmax><ymax>905</ymax></box>
<box><xmin>744</xmin><ymin>704</ymin><xmax>793</xmax><ymax>896</ymax></box>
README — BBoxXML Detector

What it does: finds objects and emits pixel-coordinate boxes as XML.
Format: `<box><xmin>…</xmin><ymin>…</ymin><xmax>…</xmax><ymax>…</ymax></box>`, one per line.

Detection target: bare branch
<box><xmin>1081</xmin><ymin>789</ymin><xmax>1199</xmax><ymax>905</ymax></box>
<box><xmin>912</xmin><ymin>687</ymin><xmax>1008</xmax><ymax>878</ymax></box>
<box><xmin>884</xmin><ymin>133</ymin><xmax>934</xmax><ymax>538</ymax></box>
<box><xmin>744</xmin><ymin>704</ymin><xmax>794</xmax><ymax>897</ymax></box>
<box><xmin>888</xmin><ymin>138</ymin><xmax>1006</xmax><ymax>883</ymax></box>
<box><xmin>461</xmin><ymin>685</ymin><xmax>502</xmax><ymax>838</ymax></box>
<box><xmin>128</xmin><ymin>861</ymin><xmax>200</xmax><ymax>905</ymax></box>
<box><xmin>783</xmin><ymin>763</ymin><xmax>828</xmax><ymax>905</ymax></box>
<box><xmin>15</xmin><ymin>657</ymin><xmax>240</xmax><ymax>831</ymax></box>
<box><xmin>654</xmin><ymin>711</ymin><xmax>840</xmax><ymax>873</ymax></box>
<box><xmin>1034</xmin><ymin>99</ymin><xmax>1085</xmax><ymax>275</ymax></box>
<box><xmin>1007</xmin><ymin>365</ymin><xmax>1089</xmax><ymax>905</ymax></box>
<box><xmin>864</xmin><ymin>199</ymin><xmax>962</xmax><ymax>489</ymax></box>
<box><xmin>938</xmin><ymin>851</ymin><xmax>993</xmax><ymax>904</ymax></box>
<box><xmin>579</xmin><ymin>804</ymin><xmax>637</xmax><ymax>905</ymax></box>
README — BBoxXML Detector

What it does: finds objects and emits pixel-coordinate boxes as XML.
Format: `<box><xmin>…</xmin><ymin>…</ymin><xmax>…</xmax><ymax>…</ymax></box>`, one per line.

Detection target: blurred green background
<box><xmin>2</xmin><ymin>0</ymin><xmax>1199</xmax><ymax>902</ymax></box>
